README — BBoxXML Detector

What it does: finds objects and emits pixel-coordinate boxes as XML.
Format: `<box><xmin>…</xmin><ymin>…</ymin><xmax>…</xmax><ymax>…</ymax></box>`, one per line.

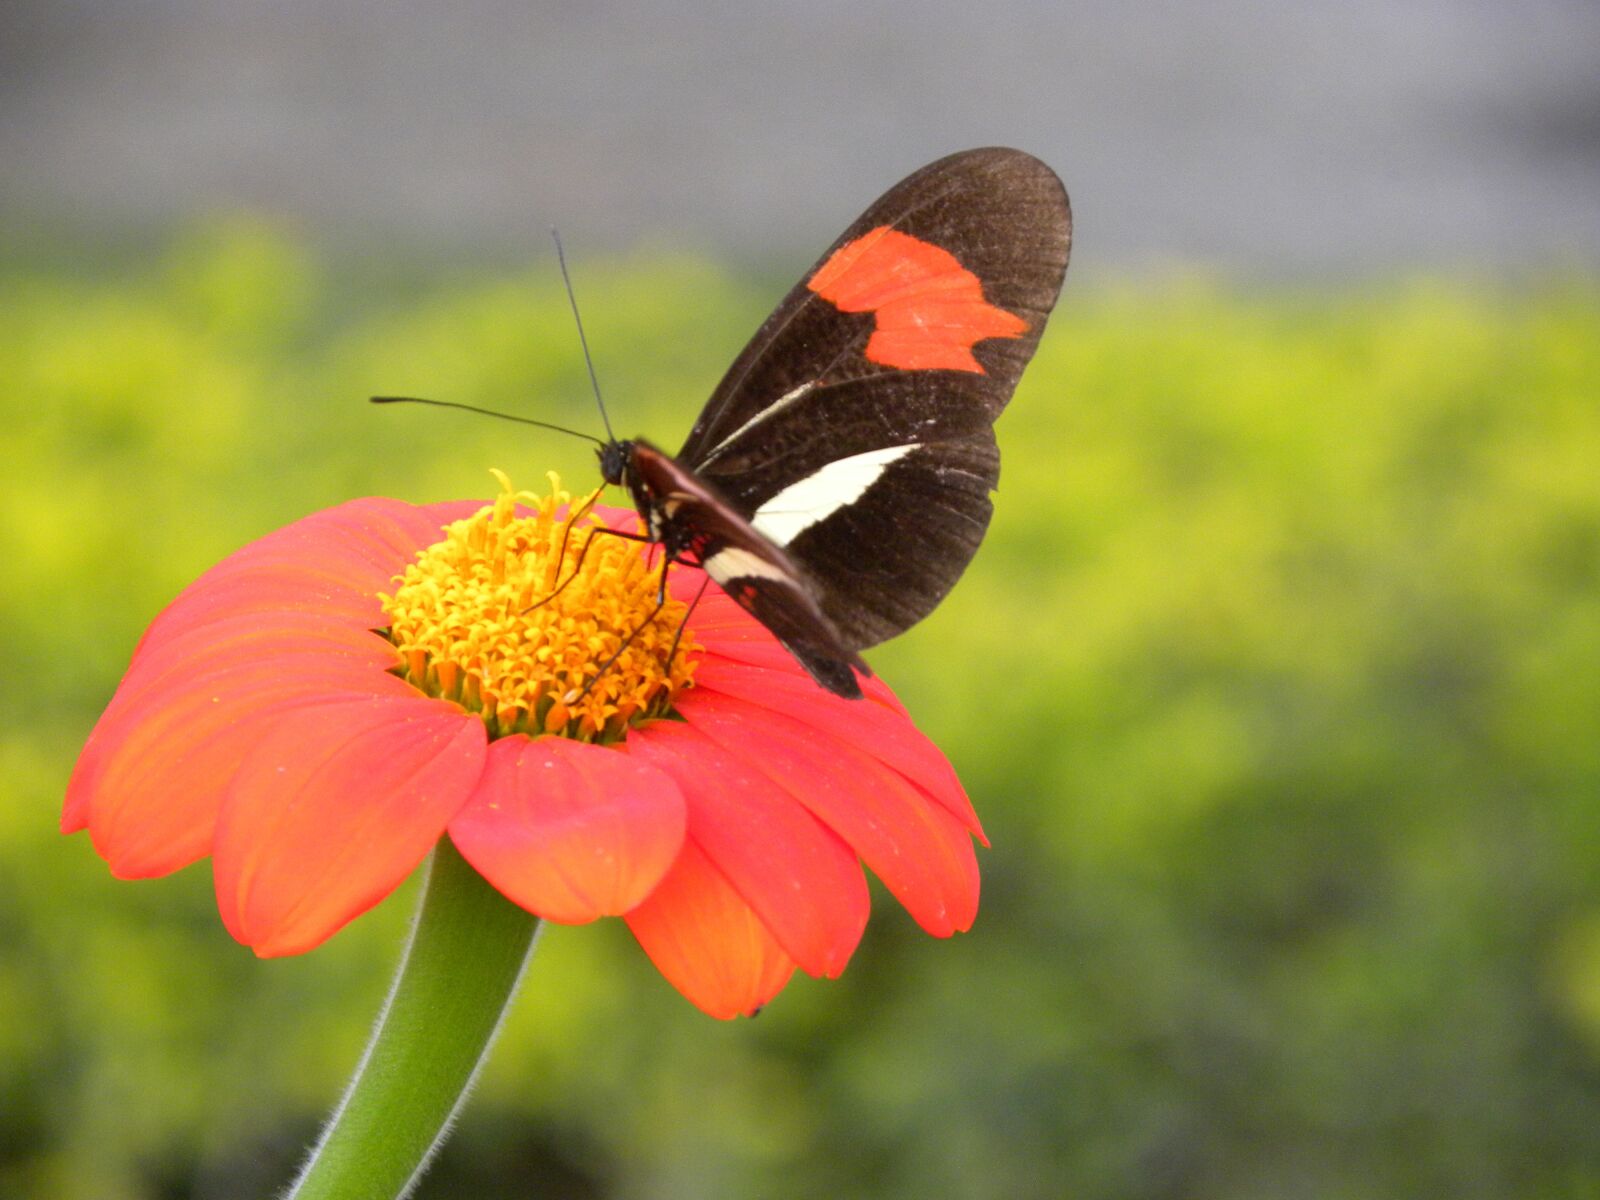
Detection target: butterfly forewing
<box><xmin>679</xmin><ymin>148</ymin><xmax>1070</xmax><ymax>464</ymax></box>
<box><xmin>675</xmin><ymin>147</ymin><xmax>1071</xmax><ymax>655</ymax></box>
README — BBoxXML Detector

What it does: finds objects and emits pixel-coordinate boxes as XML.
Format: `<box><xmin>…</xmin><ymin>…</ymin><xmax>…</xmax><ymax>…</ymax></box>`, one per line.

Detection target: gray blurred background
<box><xmin>3</xmin><ymin>0</ymin><xmax>1597</xmax><ymax>276</ymax></box>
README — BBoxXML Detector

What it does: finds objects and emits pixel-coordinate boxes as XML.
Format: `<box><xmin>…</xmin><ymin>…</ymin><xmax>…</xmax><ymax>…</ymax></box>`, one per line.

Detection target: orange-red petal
<box><xmin>65</xmin><ymin>613</ymin><xmax>416</xmax><ymax>875</ymax></box>
<box><xmin>686</xmin><ymin>655</ymin><xmax>985</xmax><ymax>843</ymax></box>
<box><xmin>667</xmin><ymin>581</ymin><xmax>799</xmax><ymax>673</ymax></box>
<box><xmin>679</xmin><ymin>692</ymin><xmax>980</xmax><ymax>936</ymax></box>
<box><xmin>449</xmin><ymin>736</ymin><xmax>686</xmax><ymax>924</ymax></box>
<box><xmin>623</xmin><ymin>720</ymin><xmax>869</xmax><ymax>979</ymax></box>
<box><xmin>133</xmin><ymin>498</ymin><xmax>478</xmax><ymax>662</ymax></box>
<box><xmin>67</xmin><ymin>497</ymin><xmax>480</xmax><ymax>874</ymax></box>
<box><xmin>625</xmin><ymin>838</ymin><xmax>797</xmax><ymax>1019</ymax></box>
<box><xmin>212</xmin><ymin>694</ymin><xmax>486</xmax><ymax>956</ymax></box>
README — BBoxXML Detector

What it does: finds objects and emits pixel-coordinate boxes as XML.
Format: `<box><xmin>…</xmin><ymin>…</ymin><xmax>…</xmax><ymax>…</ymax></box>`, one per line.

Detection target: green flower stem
<box><xmin>288</xmin><ymin>836</ymin><xmax>543</xmax><ymax>1200</ymax></box>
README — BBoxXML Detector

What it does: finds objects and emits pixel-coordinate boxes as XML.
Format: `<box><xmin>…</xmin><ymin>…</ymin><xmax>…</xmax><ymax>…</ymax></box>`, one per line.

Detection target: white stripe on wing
<box><xmin>697</xmin><ymin>381</ymin><xmax>816</xmax><ymax>466</ymax></box>
<box><xmin>751</xmin><ymin>443</ymin><xmax>920</xmax><ymax>546</ymax></box>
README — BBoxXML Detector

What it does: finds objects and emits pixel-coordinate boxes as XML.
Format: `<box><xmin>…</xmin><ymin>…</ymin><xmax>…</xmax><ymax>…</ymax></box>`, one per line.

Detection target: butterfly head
<box><xmin>598</xmin><ymin>436</ymin><xmax>659</xmax><ymax>533</ymax></box>
<box><xmin>597</xmin><ymin>438</ymin><xmax>635</xmax><ymax>488</ymax></box>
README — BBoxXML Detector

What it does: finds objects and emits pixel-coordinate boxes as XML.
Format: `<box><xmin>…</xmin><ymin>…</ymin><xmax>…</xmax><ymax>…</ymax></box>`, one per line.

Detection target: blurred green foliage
<box><xmin>3</xmin><ymin>220</ymin><xmax>1598</xmax><ymax>1199</ymax></box>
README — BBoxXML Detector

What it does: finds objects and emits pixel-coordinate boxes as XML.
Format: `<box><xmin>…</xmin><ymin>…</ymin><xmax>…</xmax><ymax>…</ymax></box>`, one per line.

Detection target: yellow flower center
<box><xmin>379</xmin><ymin>470</ymin><xmax>699</xmax><ymax>743</ymax></box>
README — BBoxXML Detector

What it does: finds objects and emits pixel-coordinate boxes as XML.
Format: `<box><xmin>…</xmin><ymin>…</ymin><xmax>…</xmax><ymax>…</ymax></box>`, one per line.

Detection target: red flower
<box><xmin>64</xmin><ymin>478</ymin><xmax>983</xmax><ymax>1019</ymax></box>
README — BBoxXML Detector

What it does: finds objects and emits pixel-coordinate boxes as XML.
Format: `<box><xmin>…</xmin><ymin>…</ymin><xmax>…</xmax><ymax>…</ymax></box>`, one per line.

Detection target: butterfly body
<box><xmin>608</xmin><ymin>147</ymin><xmax>1072</xmax><ymax>698</ymax></box>
<box><xmin>601</xmin><ymin>438</ymin><xmax>870</xmax><ymax>696</ymax></box>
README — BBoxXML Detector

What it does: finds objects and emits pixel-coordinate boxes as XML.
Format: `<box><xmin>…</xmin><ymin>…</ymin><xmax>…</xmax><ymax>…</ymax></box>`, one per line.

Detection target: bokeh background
<box><xmin>4</xmin><ymin>3</ymin><xmax>1599</xmax><ymax>1198</ymax></box>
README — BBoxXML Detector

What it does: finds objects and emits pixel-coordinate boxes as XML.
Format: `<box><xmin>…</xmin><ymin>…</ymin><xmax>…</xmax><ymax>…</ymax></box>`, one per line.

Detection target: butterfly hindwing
<box><xmin>676</xmin><ymin>147</ymin><xmax>1071</xmax><ymax>654</ymax></box>
<box><xmin>756</xmin><ymin>432</ymin><xmax>1000</xmax><ymax>649</ymax></box>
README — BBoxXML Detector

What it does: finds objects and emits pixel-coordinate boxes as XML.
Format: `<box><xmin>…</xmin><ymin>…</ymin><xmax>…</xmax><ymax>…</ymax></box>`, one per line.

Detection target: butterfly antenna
<box><xmin>551</xmin><ymin>228</ymin><xmax>618</xmax><ymax>445</ymax></box>
<box><xmin>369</xmin><ymin>396</ymin><xmax>604</xmax><ymax>446</ymax></box>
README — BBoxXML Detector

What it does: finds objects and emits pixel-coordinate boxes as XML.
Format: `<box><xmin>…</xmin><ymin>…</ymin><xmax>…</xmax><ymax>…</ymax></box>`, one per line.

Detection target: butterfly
<box><xmin>599</xmin><ymin>147</ymin><xmax>1072</xmax><ymax>698</ymax></box>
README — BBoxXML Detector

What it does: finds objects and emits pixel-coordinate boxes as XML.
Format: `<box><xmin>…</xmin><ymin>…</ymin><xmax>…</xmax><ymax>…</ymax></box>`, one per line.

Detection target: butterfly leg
<box><xmin>537</xmin><ymin>485</ymin><xmax>604</xmax><ymax>595</ymax></box>
<box><xmin>664</xmin><ymin>573</ymin><xmax>712</xmax><ymax>676</ymax></box>
<box><xmin>565</xmin><ymin>549</ymin><xmax>676</xmax><ymax>707</ymax></box>
<box><xmin>524</xmin><ymin>516</ymin><xmax>653</xmax><ymax>613</ymax></box>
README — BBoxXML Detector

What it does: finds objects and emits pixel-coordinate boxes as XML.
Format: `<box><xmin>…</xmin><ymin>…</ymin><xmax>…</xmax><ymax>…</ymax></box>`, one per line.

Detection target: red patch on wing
<box><xmin>807</xmin><ymin>226</ymin><xmax>1028</xmax><ymax>373</ymax></box>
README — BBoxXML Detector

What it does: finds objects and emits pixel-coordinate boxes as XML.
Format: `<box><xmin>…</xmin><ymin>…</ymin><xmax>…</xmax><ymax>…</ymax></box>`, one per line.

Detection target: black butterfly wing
<box><xmin>677</xmin><ymin>147</ymin><xmax>1071</xmax><ymax>650</ymax></box>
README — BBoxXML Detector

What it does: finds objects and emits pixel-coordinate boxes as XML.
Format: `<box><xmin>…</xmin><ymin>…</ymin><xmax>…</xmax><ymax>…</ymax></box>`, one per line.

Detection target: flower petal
<box><xmin>134</xmin><ymin>498</ymin><xmax>480</xmax><ymax>662</ymax></box>
<box><xmin>65</xmin><ymin>613</ymin><xmax>411</xmax><ymax>875</ymax></box>
<box><xmin>680</xmin><ymin>693</ymin><xmax>980</xmax><ymax>935</ymax></box>
<box><xmin>625</xmin><ymin>838</ymin><xmax>797</xmax><ymax>1019</ymax></box>
<box><xmin>213</xmin><ymin>694</ymin><xmax>486</xmax><ymax>956</ymax></box>
<box><xmin>624</xmin><ymin>720</ymin><xmax>869</xmax><ymax>978</ymax></box>
<box><xmin>670</xmin><ymin>553</ymin><xmax>899</xmax><ymax>697</ymax></box>
<box><xmin>685</xmin><ymin>656</ymin><xmax>985</xmax><ymax>842</ymax></box>
<box><xmin>77</xmin><ymin>610</ymin><xmax>395</xmax><ymax>748</ymax></box>
<box><xmin>449</xmin><ymin>736</ymin><xmax>686</xmax><ymax>924</ymax></box>
<box><xmin>668</xmin><ymin>580</ymin><xmax>801</xmax><ymax>673</ymax></box>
